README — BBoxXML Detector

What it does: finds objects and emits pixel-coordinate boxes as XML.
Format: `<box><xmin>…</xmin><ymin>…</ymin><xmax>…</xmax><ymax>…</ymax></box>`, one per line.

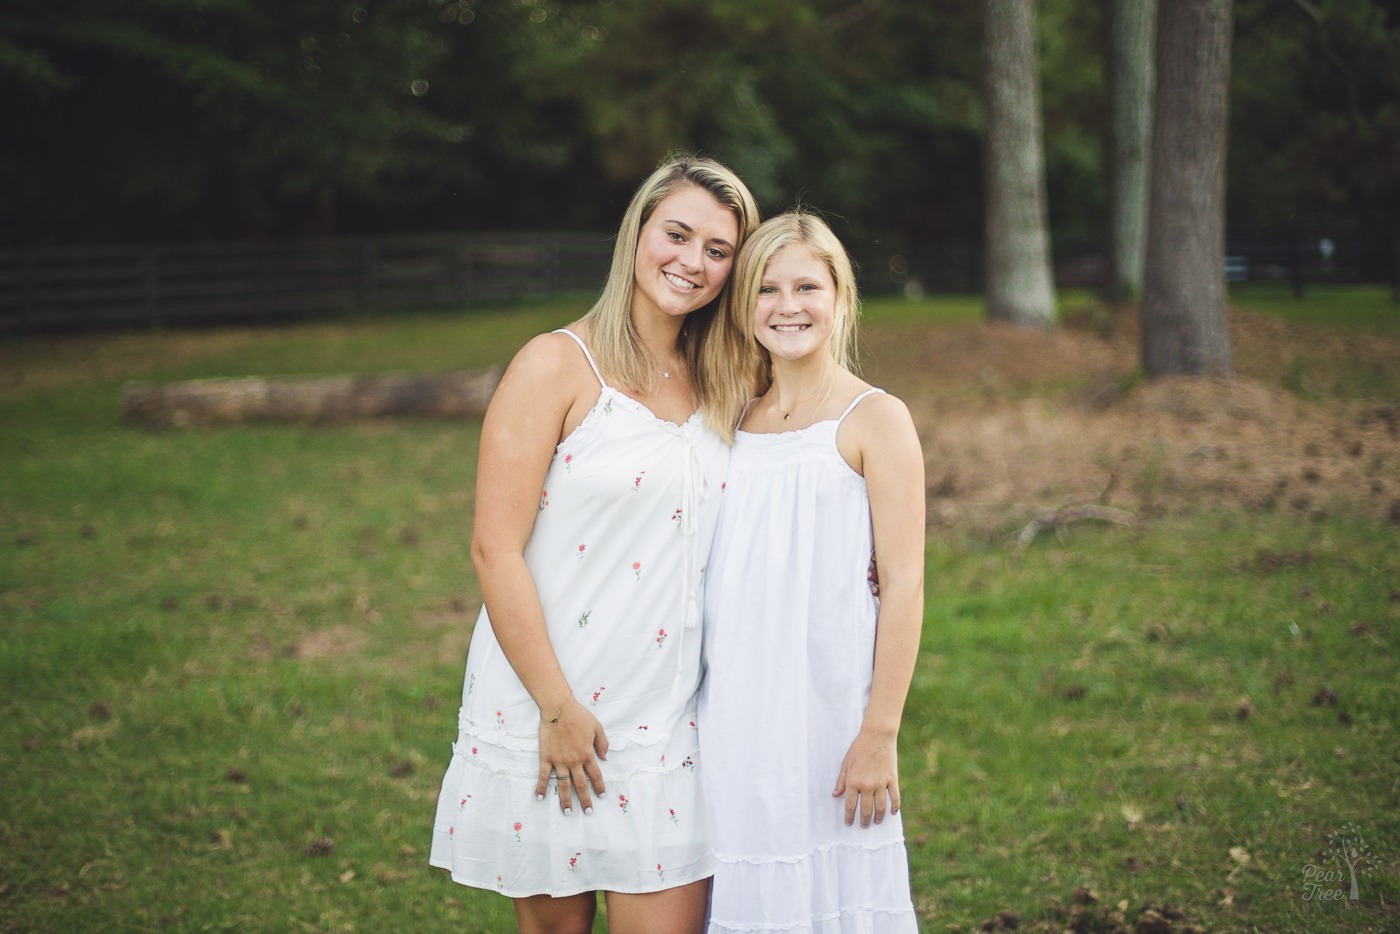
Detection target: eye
<box><xmin>706</xmin><ymin>247</ymin><xmax>728</xmax><ymax>259</ymax></box>
<box><xmin>666</xmin><ymin>230</ymin><xmax>685</xmax><ymax>242</ymax></box>
<box><xmin>757</xmin><ymin>285</ymin><xmax>776</xmax><ymax>295</ymax></box>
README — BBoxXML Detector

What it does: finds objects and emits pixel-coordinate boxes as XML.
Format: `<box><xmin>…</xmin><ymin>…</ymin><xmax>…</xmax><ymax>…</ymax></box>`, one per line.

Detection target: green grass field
<box><xmin>2</xmin><ymin>294</ymin><xmax>1396</xmax><ymax>933</ymax></box>
<box><xmin>1228</xmin><ymin>282</ymin><xmax>1400</xmax><ymax>334</ymax></box>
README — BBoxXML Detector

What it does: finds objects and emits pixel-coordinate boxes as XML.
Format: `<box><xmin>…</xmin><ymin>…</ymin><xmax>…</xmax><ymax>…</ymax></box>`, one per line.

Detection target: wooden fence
<box><xmin>0</xmin><ymin>231</ymin><xmax>614</xmax><ymax>332</ymax></box>
<box><xmin>2</xmin><ymin>222</ymin><xmax>1389</xmax><ymax>334</ymax></box>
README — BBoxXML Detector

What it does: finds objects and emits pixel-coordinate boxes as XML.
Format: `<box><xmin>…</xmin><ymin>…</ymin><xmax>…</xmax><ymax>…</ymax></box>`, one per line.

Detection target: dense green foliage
<box><xmin>2</xmin><ymin>0</ymin><xmax>1396</xmax><ymax>271</ymax></box>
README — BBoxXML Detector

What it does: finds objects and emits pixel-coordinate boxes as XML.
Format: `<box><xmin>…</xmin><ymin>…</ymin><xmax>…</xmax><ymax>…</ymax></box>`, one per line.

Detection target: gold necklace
<box><xmin>777</xmin><ymin>387</ymin><xmax>829</xmax><ymax>420</ymax></box>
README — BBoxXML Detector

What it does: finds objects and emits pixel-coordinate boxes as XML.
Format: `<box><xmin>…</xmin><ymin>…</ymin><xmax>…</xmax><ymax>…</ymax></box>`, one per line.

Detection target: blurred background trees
<box><xmin>1104</xmin><ymin>0</ymin><xmax>1156</xmax><ymax>301</ymax></box>
<box><xmin>981</xmin><ymin>0</ymin><xmax>1057</xmax><ymax>327</ymax></box>
<box><xmin>1141</xmin><ymin>0</ymin><xmax>1235</xmax><ymax>375</ymax></box>
<box><xmin>1</xmin><ymin>0</ymin><xmax>1395</xmax><ymax>281</ymax></box>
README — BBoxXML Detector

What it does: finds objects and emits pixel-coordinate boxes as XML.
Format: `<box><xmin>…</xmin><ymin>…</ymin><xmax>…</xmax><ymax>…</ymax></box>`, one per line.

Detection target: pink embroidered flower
<box><xmin>564</xmin><ymin>453</ymin><xmax>573</xmax><ymax>472</ymax></box>
<box><xmin>671</xmin><ymin>508</ymin><xmax>683</xmax><ymax>527</ymax></box>
<box><xmin>459</xmin><ymin>797</ymin><xmax>470</xmax><ymax>808</ymax></box>
<box><xmin>633</xmin><ymin>471</ymin><xmax>645</xmax><ymax>492</ymax></box>
<box><xmin>591</xmin><ymin>687</ymin><xmax>605</xmax><ymax>705</ymax></box>
<box><xmin>513</xmin><ymin>821</ymin><xmax>523</xmax><ymax>842</ymax></box>
<box><xmin>655</xmin><ymin>628</ymin><xmax>667</xmax><ymax>648</ymax></box>
<box><xmin>577</xmin><ymin>543</ymin><xmax>586</xmax><ymax>560</ymax></box>
<box><xmin>496</xmin><ymin>873</ymin><xmax>503</xmax><ymax>890</ymax></box>
<box><xmin>568</xmin><ymin>852</ymin><xmax>581</xmax><ymax>872</ymax></box>
<box><xmin>637</xmin><ymin>724</ymin><xmax>649</xmax><ymax>731</ymax></box>
<box><xmin>721</xmin><ymin>481</ymin><xmax>726</xmax><ymax>492</ymax></box>
<box><xmin>682</xmin><ymin>756</ymin><xmax>695</xmax><ymax>772</ymax></box>
<box><xmin>578</xmin><ymin>610</ymin><xmax>592</xmax><ymax>629</ymax></box>
<box><xmin>471</xmin><ymin>746</ymin><xmax>478</xmax><ymax>755</ymax></box>
<box><xmin>495</xmin><ymin>709</ymin><xmax>504</xmax><ymax>729</ymax></box>
<box><xmin>657</xmin><ymin>863</ymin><xmax>665</xmax><ymax>879</ymax></box>
<box><xmin>539</xmin><ymin>489</ymin><xmax>548</xmax><ymax>511</ymax></box>
<box><xmin>448</xmin><ymin>826</ymin><xmax>454</xmax><ymax>836</ymax></box>
<box><xmin>668</xmin><ymin>808</ymin><xmax>678</xmax><ymax>825</ymax></box>
<box><xmin>633</xmin><ymin>561</ymin><xmax>642</xmax><ymax>581</ymax></box>
<box><xmin>617</xmin><ymin>794</ymin><xmax>629</xmax><ymax>813</ymax></box>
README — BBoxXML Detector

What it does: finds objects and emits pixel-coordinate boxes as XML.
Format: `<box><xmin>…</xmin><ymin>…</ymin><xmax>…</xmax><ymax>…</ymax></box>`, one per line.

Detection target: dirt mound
<box><xmin>863</xmin><ymin>307</ymin><xmax>1400</xmax><ymax>539</ymax></box>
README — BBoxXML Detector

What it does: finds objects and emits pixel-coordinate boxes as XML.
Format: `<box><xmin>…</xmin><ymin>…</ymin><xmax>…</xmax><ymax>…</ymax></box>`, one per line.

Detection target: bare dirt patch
<box><xmin>290</xmin><ymin>624</ymin><xmax>369</xmax><ymax>660</ymax></box>
<box><xmin>863</xmin><ymin>306</ymin><xmax>1400</xmax><ymax>539</ymax></box>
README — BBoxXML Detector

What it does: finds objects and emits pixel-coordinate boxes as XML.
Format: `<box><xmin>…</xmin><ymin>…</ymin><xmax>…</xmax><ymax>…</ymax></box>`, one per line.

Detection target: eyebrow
<box><xmin>664</xmin><ymin>219</ymin><xmax>736</xmax><ymax>253</ymax></box>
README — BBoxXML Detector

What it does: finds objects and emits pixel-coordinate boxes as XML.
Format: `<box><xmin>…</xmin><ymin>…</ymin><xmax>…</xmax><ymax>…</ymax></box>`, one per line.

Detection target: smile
<box><xmin>772</xmin><ymin>324</ymin><xmax>809</xmax><ymax>332</ymax></box>
<box><xmin>664</xmin><ymin>272</ymin><xmax>700</xmax><ymax>291</ymax></box>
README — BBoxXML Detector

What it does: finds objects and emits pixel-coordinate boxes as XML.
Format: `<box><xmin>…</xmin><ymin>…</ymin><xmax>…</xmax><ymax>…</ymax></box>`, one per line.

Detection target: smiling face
<box><xmin>631</xmin><ymin>184</ymin><xmax>739</xmax><ymax>323</ymax></box>
<box><xmin>752</xmin><ymin>243</ymin><xmax>840</xmax><ymax>364</ymax></box>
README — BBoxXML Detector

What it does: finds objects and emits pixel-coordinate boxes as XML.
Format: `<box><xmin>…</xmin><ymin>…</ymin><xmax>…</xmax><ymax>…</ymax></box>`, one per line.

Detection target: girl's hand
<box><xmin>832</xmin><ymin>728</ymin><xmax>900</xmax><ymax>828</ymax></box>
<box><xmin>535</xmin><ymin>699</ymin><xmax>609</xmax><ymax>815</ymax></box>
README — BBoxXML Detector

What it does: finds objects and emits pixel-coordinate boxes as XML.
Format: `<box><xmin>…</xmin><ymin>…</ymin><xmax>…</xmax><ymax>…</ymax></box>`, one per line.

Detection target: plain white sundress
<box><xmin>699</xmin><ymin>388</ymin><xmax>919</xmax><ymax>933</ymax></box>
<box><xmin>430</xmin><ymin>329</ymin><xmax>730</xmax><ymax>897</ymax></box>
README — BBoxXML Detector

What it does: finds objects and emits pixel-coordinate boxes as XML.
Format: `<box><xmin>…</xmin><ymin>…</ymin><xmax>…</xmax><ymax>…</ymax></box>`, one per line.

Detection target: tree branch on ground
<box><xmin>1016</xmin><ymin>504</ymin><xmax>1137</xmax><ymax>549</ymax></box>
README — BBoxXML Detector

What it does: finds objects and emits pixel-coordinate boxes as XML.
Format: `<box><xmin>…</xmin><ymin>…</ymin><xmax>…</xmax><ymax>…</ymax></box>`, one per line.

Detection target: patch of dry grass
<box><xmin>860</xmin><ymin>305</ymin><xmax>1400</xmax><ymax>538</ymax></box>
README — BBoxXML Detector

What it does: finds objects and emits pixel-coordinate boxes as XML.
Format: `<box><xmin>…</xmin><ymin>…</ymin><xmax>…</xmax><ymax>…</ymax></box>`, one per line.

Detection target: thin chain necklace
<box><xmin>777</xmin><ymin>385</ymin><xmax>832</xmax><ymax>420</ymax></box>
<box><xmin>772</xmin><ymin>366</ymin><xmax>839</xmax><ymax>421</ymax></box>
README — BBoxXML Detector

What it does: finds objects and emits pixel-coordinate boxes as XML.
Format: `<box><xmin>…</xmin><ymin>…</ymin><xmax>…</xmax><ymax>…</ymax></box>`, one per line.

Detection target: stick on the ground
<box><xmin>1016</xmin><ymin>504</ymin><xmax>1137</xmax><ymax>549</ymax></box>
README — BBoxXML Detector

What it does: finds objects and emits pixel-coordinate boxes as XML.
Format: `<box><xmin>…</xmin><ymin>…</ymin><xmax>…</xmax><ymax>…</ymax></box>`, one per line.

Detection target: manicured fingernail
<box><xmin>584</xmin><ymin>807</ymin><xmax>593</xmax><ymax>816</ymax></box>
<box><xmin>563</xmin><ymin>808</ymin><xmax>572</xmax><ymax>816</ymax></box>
<box><xmin>536</xmin><ymin>794</ymin><xmax>545</xmax><ymax>801</ymax></box>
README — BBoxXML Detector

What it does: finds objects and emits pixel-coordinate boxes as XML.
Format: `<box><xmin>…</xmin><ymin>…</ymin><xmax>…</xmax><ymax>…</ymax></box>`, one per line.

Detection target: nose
<box><xmin>678</xmin><ymin>239</ymin><xmax>703</xmax><ymax>271</ymax></box>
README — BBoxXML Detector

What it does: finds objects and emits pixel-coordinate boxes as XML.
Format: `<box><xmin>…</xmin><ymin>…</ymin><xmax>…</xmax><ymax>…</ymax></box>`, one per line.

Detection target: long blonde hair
<box><xmin>728</xmin><ymin>210</ymin><xmax>861</xmax><ymax>392</ymax></box>
<box><xmin>579</xmin><ymin>155</ymin><xmax>761</xmax><ymax>443</ymax></box>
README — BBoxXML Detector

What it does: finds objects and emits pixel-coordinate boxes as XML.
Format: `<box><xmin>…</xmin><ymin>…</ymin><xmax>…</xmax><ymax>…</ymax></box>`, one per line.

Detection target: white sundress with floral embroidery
<box><xmin>698</xmin><ymin>389</ymin><xmax>919</xmax><ymax>933</ymax></box>
<box><xmin>430</xmin><ymin>329</ymin><xmax>728</xmax><ymax>898</ymax></box>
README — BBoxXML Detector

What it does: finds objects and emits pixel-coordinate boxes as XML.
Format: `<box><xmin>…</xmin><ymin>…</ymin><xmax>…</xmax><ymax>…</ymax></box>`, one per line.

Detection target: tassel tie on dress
<box><xmin>671</xmin><ymin>429</ymin><xmax>709</xmax><ymax>700</ymax></box>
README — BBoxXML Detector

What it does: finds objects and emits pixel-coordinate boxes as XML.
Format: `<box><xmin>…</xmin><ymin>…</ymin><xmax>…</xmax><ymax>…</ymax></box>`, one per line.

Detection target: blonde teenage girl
<box><xmin>430</xmin><ymin>156</ymin><xmax>760</xmax><ymax>934</ymax></box>
<box><xmin>699</xmin><ymin>210</ymin><xmax>925</xmax><ymax>933</ymax></box>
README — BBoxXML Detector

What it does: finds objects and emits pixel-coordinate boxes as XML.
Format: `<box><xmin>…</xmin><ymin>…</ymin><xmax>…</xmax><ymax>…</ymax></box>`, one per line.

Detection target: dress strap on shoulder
<box><xmin>552</xmin><ymin>328</ymin><xmax>607</xmax><ymax>389</ymax></box>
<box><xmin>836</xmin><ymin>387</ymin><xmax>886</xmax><ymax>425</ymax></box>
<box><xmin>735</xmin><ymin>397</ymin><xmax>759</xmax><ymax>432</ymax></box>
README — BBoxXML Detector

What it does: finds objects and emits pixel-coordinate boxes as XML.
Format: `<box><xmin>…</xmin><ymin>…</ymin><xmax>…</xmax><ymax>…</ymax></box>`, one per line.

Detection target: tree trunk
<box><xmin>982</xmin><ymin>0</ymin><xmax>1057</xmax><ymax>327</ymax></box>
<box><xmin>1141</xmin><ymin>0</ymin><xmax>1234</xmax><ymax>376</ymax></box>
<box><xmin>121</xmin><ymin>368</ymin><xmax>502</xmax><ymax>430</ymax></box>
<box><xmin>1105</xmin><ymin>0</ymin><xmax>1156</xmax><ymax>301</ymax></box>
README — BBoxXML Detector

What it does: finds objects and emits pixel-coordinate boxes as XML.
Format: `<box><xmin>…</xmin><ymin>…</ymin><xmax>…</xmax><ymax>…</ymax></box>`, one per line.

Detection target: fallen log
<box><xmin>121</xmin><ymin>367</ymin><xmax>502</xmax><ymax>429</ymax></box>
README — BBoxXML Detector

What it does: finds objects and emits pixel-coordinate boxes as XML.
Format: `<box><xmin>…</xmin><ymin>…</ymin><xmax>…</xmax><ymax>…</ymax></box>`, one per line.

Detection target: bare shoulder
<box><xmin>835</xmin><ymin>384</ymin><xmax>921</xmax><ymax>475</ymax></box>
<box><xmin>492</xmin><ymin>327</ymin><xmax>595</xmax><ymax>397</ymax></box>
<box><xmin>847</xmin><ymin>388</ymin><xmax>918</xmax><ymax>440</ymax></box>
<box><xmin>504</xmin><ymin>328</ymin><xmax>588</xmax><ymax>381</ymax></box>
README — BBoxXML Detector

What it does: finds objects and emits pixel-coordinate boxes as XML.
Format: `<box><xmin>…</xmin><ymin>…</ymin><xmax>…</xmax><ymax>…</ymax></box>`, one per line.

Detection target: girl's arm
<box><xmin>833</xmin><ymin>392</ymin><xmax>925</xmax><ymax>828</ymax></box>
<box><xmin>471</xmin><ymin>332</ymin><xmax>609</xmax><ymax>816</ymax></box>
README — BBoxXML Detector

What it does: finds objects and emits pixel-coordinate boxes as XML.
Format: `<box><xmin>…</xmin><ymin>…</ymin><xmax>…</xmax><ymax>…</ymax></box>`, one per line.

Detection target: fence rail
<box><xmin>0</xmin><ymin>231</ymin><xmax>615</xmax><ymax>332</ymax></box>
<box><xmin>2</xmin><ymin>222</ymin><xmax>1390</xmax><ymax>333</ymax></box>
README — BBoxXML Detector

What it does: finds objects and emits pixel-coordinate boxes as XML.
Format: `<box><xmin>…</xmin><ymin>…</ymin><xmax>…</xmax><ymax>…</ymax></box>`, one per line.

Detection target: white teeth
<box><xmin>773</xmin><ymin>324</ymin><xmax>808</xmax><ymax>332</ymax></box>
<box><xmin>664</xmin><ymin>272</ymin><xmax>698</xmax><ymax>290</ymax></box>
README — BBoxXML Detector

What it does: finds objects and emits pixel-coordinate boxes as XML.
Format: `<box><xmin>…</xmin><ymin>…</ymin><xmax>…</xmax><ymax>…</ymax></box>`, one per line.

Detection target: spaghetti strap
<box><xmin>735</xmin><ymin>397</ymin><xmax>759</xmax><ymax>432</ymax></box>
<box><xmin>552</xmin><ymin>328</ymin><xmax>607</xmax><ymax>389</ymax></box>
<box><xmin>836</xmin><ymin>387</ymin><xmax>886</xmax><ymax>425</ymax></box>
